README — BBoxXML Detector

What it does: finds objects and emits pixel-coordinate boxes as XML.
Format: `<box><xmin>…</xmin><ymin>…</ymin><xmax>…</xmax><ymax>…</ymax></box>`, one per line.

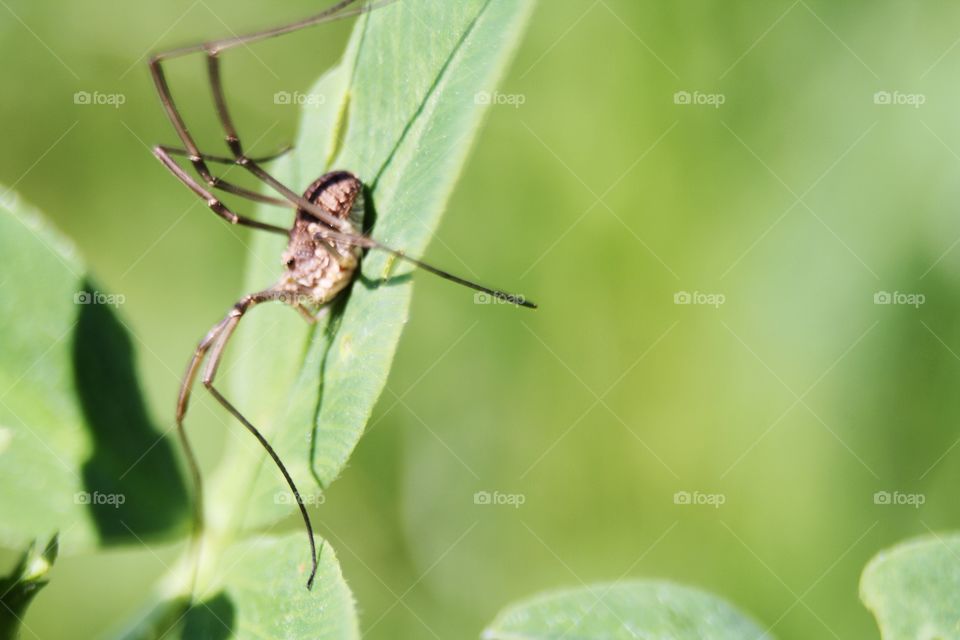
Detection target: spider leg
<box><xmin>171</xmin><ymin>313</ymin><xmax>235</xmax><ymax>595</ymax></box>
<box><xmin>294</xmin><ymin>302</ymin><xmax>330</xmax><ymax>324</ymax></box>
<box><xmin>160</xmin><ymin>144</ymin><xmax>293</xmax><ymax>166</ymax></box>
<box><xmin>157</xmin><ymin>145</ymin><xmax>290</xmax><ymax>206</ymax></box>
<box><xmin>203</xmin><ymin>52</ymin><xmax>356</xmax><ymax>232</ymax></box>
<box><xmin>175</xmin><ymin>316</ymin><xmax>233</xmax><ymax>539</ymax></box>
<box><xmin>149</xmin><ymin>64</ymin><xmax>291</xmax><ymax>211</ymax></box>
<box><xmin>178</xmin><ymin>290</ymin><xmax>321</xmax><ymax>590</ymax></box>
<box><xmin>153</xmin><ymin>146</ymin><xmax>289</xmax><ymax>233</ymax></box>
<box><xmin>158</xmin><ymin>145</ymin><xmax>289</xmax><ymax>206</ymax></box>
<box><xmin>149</xmin><ymin>1</ymin><xmax>397</xmax><ymax>233</ymax></box>
<box><xmin>315</xmin><ymin>230</ymin><xmax>540</xmax><ymax>309</ymax></box>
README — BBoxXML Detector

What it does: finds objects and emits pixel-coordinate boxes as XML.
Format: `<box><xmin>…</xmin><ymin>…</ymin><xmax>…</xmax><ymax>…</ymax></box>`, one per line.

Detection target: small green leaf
<box><xmin>0</xmin><ymin>191</ymin><xmax>187</xmax><ymax>551</ymax></box>
<box><xmin>117</xmin><ymin>534</ymin><xmax>358</xmax><ymax>640</ymax></box>
<box><xmin>860</xmin><ymin>533</ymin><xmax>960</xmax><ymax>639</ymax></box>
<box><xmin>483</xmin><ymin>580</ymin><xmax>772</xmax><ymax>640</ymax></box>
<box><xmin>0</xmin><ymin>535</ymin><xmax>58</xmax><ymax>639</ymax></box>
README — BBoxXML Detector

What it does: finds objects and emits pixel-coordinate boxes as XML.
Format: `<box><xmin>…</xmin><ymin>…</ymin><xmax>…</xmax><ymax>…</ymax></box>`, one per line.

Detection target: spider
<box><xmin>148</xmin><ymin>0</ymin><xmax>535</xmax><ymax>589</ymax></box>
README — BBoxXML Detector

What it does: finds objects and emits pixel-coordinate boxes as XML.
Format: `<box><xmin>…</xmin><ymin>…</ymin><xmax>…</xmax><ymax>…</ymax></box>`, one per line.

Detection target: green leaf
<box><xmin>204</xmin><ymin>0</ymin><xmax>536</xmax><ymax>532</ymax></box>
<box><xmin>119</xmin><ymin>1</ymin><xmax>534</xmax><ymax>634</ymax></box>
<box><xmin>0</xmin><ymin>535</ymin><xmax>58</xmax><ymax>639</ymax></box>
<box><xmin>0</xmin><ymin>191</ymin><xmax>187</xmax><ymax>551</ymax></box>
<box><xmin>482</xmin><ymin>580</ymin><xmax>772</xmax><ymax>640</ymax></box>
<box><xmin>116</xmin><ymin>534</ymin><xmax>358</xmax><ymax>640</ymax></box>
<box><xmin>860</xmin><ymin>533</ymin><xmax>960</xmax><ymax>639</ymax></box>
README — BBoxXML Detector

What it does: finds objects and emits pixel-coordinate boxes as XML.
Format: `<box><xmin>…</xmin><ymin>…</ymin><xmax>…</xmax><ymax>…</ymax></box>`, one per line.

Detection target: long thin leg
<box><xmin>195</xmin><ymin>291</ymin><xmax>320</xmax><ymax>589</ymax></box>
<box><xmin>202</xmin><ymin>53</ymin><xmax>354</xmax><ymax>232</ymax></box>
<box><xmin>149</xmin><ymin>1</ymin><xmax>393</xmax><ymax>233</ymax></box>
<box><xmin>160</xmin><ymin>144</ymin><xmax>292</xmax><ymax>166</ymax></box>
<box><xmin>154</xmin><ymin>1</ymin><xmax>395</xmax><ymax>61</ymax></box>
<box><xmin>174</xmin><ymin>314</ymin><xmax>234</xmax><ymax>593</ymax></box>
<box><xmin>153</xmin><ymin>146</ymin><xmax>289</xmax><ymax>234</ymax></box>
<box><xmin>157</xmin><ymin>145</ymin><xmax>290</xmax><ymax>206</ymax></box>
<box><xmin>317</xmin><ymin>230</ymin><xmax>539</xmax><ymax>308</ymax></box>
<box><xmin>151</xmin><ymin>59</ymin><xmax>309</xmax><ymax>215</ymax></box>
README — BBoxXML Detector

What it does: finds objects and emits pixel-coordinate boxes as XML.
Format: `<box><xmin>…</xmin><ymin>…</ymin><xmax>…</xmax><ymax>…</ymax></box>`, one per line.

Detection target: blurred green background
<box><xmin>3</xmin><ymin>0</ymin><xmax>960</xmax><ymax>638</ymax></box>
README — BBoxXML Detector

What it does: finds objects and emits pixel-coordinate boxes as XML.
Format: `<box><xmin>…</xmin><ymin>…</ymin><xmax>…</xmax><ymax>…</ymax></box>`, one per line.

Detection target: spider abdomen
<box><xmin>277</xmin><ymin>171</ymin><xmax>365</xmax><ymax>305</ymax></box>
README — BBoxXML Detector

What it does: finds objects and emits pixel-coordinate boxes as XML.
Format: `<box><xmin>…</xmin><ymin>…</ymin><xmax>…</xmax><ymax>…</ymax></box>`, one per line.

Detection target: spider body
<box><xmin>279</xmin><ymin>171</ymin><xmax>364</xmax><ymax>306</ymax></box>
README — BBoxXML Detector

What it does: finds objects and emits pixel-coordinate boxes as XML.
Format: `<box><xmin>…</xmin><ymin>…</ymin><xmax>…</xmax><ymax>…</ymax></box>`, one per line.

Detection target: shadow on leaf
<box><xmin>72</xmin><ymin>279</ymin><xmax>188</xmax><ymax>543</ymax></box>
<box><xmin>182</xmin><ymin>592</ymin><xmax>236</xmax><ymax>640</ymax></box>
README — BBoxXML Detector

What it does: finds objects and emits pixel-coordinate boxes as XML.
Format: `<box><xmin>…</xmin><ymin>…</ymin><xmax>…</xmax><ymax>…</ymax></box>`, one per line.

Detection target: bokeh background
<box><xmin>3</xmin><ymin>0</ymin><xmax>960</xmax><ymax>638</ymax></box>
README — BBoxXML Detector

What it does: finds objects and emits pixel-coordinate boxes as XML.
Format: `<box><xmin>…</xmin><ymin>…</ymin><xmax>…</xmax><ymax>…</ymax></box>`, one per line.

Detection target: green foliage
<box><xmin>117</xmin><ymin>535</ymin><xmax>357</xmax><ymax>640</ymax></box>
<box><xmin>119</xmin><ymin>0</ymin><xmax>538</xmax><ymax>634</ymax></box>
<box><xmin>860</xmin><ymin>533</ymin><xmax>960</xmax><ymax>640</ymax></box>
<box><xmin>207</xmin><ymin>0</ymin><xmax>537</xmax><ymax>534</ymax></box>
<box><xmin>0</xmin><ymin>0</ymin><xmax>537</xmax><ymax>634</ymax></box>
<box><xmin>11</xmin><ymin>0</ymin><xmax>960</xmax><ymax>638</ymax></box>
<box><xmin>0</xmin><ymin>535</ymin><xmax>58</xmax><ymax>639</ymax></box>
<box><xmin>0</xmin><ymin>0</ymin><xmax>535</xmax><ymax>636</ymax></box>
<box><xmin>0</xmin><ymin>193</ymin><xmax>187</xmax><ymax>552</ymax></box>
<box><xmin>483</xmin><ymin>580</ymin><xmax>771</xmax><ymax>640</ymax></box>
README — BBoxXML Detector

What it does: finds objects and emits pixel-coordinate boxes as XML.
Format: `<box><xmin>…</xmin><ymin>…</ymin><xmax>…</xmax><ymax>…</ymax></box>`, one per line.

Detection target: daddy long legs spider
<box><xmin>149</xmin><ymin>0</ymin><xmax>535</xmax><ymax>589</ymax></box>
